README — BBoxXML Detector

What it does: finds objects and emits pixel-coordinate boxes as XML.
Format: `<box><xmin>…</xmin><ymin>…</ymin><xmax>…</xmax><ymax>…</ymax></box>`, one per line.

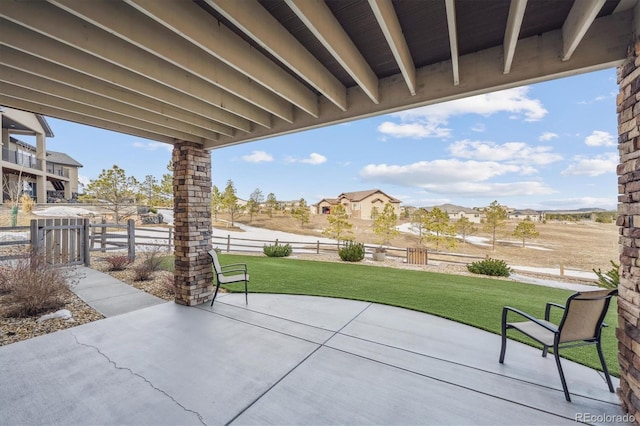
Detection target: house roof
<box><xmin>9</xmin><ymin>137</ymin><xmax>83</xmax><ymax>168</ymax></box>
<box><xmin>337</xmin><ymin>189</ymin><xmax>400</xmax><ymax>203</ymax></box>
<box><xmin>430</xmin><ymin>203</ymin><xmax>478</xmax><ymax>214</ymax></box>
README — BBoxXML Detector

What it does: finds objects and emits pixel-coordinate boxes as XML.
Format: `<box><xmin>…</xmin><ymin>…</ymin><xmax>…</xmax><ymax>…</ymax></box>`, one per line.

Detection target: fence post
<box><xmin>83</xmin><ymin>219</ymin><xmax>91</xmax><ymax>266</ymax></box>
<box><xmin>30</xmin><ymin>219</ymin><xmax>38</xmax><ymax>252</ymax></box>
<box><xmin>127</xmin><ymin>219</ymin><xmax>135</xmax><ymax>261</ymax></box>
<box><xmin>227</xmin><ymin>234</ymin><xmax>231</xmax><ymax>252</ymax></box>
<box><xmin>100</xmin><ymin>216</ymin><xmax>106</xmax><ymax>253</ymax></box>
<box><xmin>168</xmin><ymin>226</ymin><xmax>173</xmax><ymax>251</ymax></box>
<box><xmin>317</xmin><ymin>240</ymin><xmax>320</xmax><ymax>254</ymax></box>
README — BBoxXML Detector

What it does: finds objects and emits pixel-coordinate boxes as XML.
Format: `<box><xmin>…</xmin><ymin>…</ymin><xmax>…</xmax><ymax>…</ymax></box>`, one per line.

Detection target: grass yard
<box><xmin>210</xmin><ymin>254</ymin><xmax>619</xmax><ymax>376</ymax></box>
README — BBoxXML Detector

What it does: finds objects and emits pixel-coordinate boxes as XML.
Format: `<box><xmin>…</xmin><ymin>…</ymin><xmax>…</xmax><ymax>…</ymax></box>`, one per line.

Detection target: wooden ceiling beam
<box><xmin>368</xmin><ymin>0</ymin><xmax>416</xmax><ymax>95</ymax></box>
<box><xmin>285</xmin><ymin>0</ymin><xmax>380</xmax><ymax>104</ymax></box>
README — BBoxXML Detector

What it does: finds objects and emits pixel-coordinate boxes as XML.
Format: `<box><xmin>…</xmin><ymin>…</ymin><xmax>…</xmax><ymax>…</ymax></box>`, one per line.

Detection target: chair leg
<box><xmin>596</xmin><ymin>341</ymin><xmax>615</xmax><ymax>393</ymax></box>
<box><xmin>210</xmin><ymin>282</ymin><xmax>221</xmax><ymax>306</ymax></box>
<box><xmin>554</xmin><ymin>347</ymin><xmax>571</xmax><ymax>402</ymax></box>
<box><xmin>499</xmin><ymin>315</ymin><xmax>507</xmax><ymax>363</ymax></box>
<box><xmin>542</xmin><ymin>345</ymin><xmax>549</xmax><ymax>358</ymax></box>
<box><xmin>244</xmin><ymin>278</ymin><xmax>248</xmax><ymax>305</ymax></box>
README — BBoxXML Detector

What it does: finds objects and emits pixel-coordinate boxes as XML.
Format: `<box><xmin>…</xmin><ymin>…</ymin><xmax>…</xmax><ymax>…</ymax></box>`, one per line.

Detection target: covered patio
<box><xmin>0</xmin><ymin>293</ymin><xmax>626</xmax><ymax>425</ymax></box>
<box><xmin>3</xmin><ymin>0</ymin><xmax>640</xmax><ymax>419</ymax></box>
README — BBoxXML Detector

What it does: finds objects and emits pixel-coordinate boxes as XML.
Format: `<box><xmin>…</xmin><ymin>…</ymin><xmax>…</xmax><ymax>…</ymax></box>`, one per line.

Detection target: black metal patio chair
<box><xmin>208</xmin><ymin>249</ymin><xmax>249</xmax><ymax>306</ymax></box>
<box><xmin>499</xmin><ymin>288</ymin><xmax>617</xmax><ymax>402</ymax></box>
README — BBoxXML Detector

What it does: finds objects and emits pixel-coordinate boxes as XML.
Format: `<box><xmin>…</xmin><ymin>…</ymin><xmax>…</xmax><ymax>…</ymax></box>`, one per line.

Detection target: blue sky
<box><xmin>41</xmin><ymin>68</ymin><xmax>618</xmax><ymax>211</ymax></box>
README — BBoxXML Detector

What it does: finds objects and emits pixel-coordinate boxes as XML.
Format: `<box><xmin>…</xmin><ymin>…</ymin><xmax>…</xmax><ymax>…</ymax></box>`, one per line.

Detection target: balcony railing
<box><xmin>2</xmin><ymin>148</ymin><xmax>42</xmax><ymax>170</ymax></box>
<box><xmin>46</xmin><ymin>165</ymin><xmax>70</xmax><ymax>178</ymax></box>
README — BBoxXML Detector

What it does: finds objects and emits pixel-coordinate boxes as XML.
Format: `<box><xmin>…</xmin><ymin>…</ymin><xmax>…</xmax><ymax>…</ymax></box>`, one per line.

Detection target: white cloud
<box><xmin>359</xmin><ymin>158</ymin><xmax>556</xmax><ymax>197</ymax></box>
<box><xmin>542</xmin><ymin>197</ymin><xmax>616</xmax><ymax>210</ymax></box>
<box><xmin>285</xmin><ymin>152</ymin><xmax>327</xmax><ymax>165</ymax></box>
<box><xmin>377</xmin><ymin>121</ymin><xmax>451</xmax><ymax>139</ymax></box>
<box><xmin>561</xmin><ymin>152</ymin><xmax>618</xmax><ymax>176</ymax></box>
<box><xmin>242</xmin><ymin>150</ymin><xmax>273</xmax><ymax>163</ymax></box>
<box><xmin>578</xmin><ymin>92</ymin><xmax>615</xmax><ymax>105</ymax></box>
<box><xmin>471</xmin><ymin>123</ymin><xmax>486</xmax><ymax>132</ymax></box>
<box><xmin>585</xmin><ymin>130</ymin><xmax>616</xmax><ymax>147</ymax></box>
<box><xmin>132</xmin><ymin>141</ymin><xmax>172</xmax><ymax>152</ymax></box>
<box><xmin>539</xmin><ymin>132</ymin><xmax>558</xmax><ymax>141</ymax></box>
<box><xmin>378</xmin><ymin>86</ymin><xmax>547</xmax><ymax>139</ymax></box>
<box><xmin>449</xmin><ymin>140</ymin><xmax>563</xmax><ymax>166</ymax></box>
<box><xmin>360</xmin><ymin>159</ymin><xmax>519</xmax><ymax>185</ymax></box>
<box><xmin>78</xmin><ymin>175</ymin><xmax>91</xmax><ymax>187</ymax></box>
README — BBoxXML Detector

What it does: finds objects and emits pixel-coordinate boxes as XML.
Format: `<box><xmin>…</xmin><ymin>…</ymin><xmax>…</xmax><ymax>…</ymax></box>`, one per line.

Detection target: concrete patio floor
<box><xmin>0</xmin><ymin>292</ymin><xmax>629</xmax><ymax>425</ymax></box>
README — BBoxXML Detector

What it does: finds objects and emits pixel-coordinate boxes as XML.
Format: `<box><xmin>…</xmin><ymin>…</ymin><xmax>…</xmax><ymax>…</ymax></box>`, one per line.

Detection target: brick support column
<box><xmin>172</xmin><ymin>141</ymin><xmax>213</xmax><ymax>306</ymax></box>
<box><xmin>617</xmin><ymin>39</ymin><xmax>640</xmax><ymax>420</ymax></box>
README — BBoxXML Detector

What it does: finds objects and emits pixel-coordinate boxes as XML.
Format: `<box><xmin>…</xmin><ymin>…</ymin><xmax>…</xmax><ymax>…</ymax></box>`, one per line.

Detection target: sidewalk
<box><xmin>71</xmin><ymin>266</ymin><xmax>166</xmax><ymax>317</ymax></box>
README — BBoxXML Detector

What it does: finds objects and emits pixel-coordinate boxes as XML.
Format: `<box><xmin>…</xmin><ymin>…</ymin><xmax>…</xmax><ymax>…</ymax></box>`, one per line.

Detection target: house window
<box><xmin>352</xmin><ymin>203</ymin><xmax>359</xmax><ymax>210</ymax></box>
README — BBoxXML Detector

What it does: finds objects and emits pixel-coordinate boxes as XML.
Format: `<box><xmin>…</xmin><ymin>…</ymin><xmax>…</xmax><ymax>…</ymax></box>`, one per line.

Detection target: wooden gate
<box><xmin>30</xmin><ymin>218</ymin><xmax>90</xmax><ymax>266</ymax></box>
<box><xmin>406</xmin><ymin>247</ymin><xmax>428</xmax><ymax>265</ymax></box>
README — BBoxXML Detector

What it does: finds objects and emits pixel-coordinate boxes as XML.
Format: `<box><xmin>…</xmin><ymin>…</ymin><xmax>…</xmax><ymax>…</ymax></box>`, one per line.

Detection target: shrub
<box><xmin>263</xmin><ymin>243</ymin><xmax>292</xmax><ymax>257</ymax></box>
<box><xmin>1</xmin><ymin>250</ymin><xmax>76</xmax><ymax>317</ymax></box>
<box><xmin>467</xmin><ymin>258</ymin><xmax>512</xmax><ymax>277</ymax></box>
<box><xmin>339</xmin><ymin>241</ymin><xmax>365</xmax><ymax>262</ymax></box>
<box><xmin>20</xmin><ymin>194</ymin><xmax>35</xmax><ymax>214</ymax></box>
<box><xmin>133</xmin><ymin>249</ymin><xmax>166</xmax><ymax>281</ymax></box>
<box><xmin>104</xmin><ymin>255</ymin><xmax>132</xmax><ymax>271</ymax></box>
<box><xmin>593</xmin><ymin>260</ymin><xmax>619</xmax><ymax>289</ymax></box>
<box><xmin>162</xmin><ymin>274</ymin><xmax>177</xmax><ymax>296</ymax></box>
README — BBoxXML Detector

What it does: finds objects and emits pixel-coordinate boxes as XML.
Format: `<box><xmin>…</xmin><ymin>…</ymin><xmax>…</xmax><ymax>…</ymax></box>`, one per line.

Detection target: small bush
<box><xmin>20</xmin><ymin>194</ymin><xmax>35</xmax><ymax>214</ymax></box>
<box><xmin>339</xmin><ymin>241</ymin><xmax>365</xmax><ymax>262</ymax></box>
<box><xmin>263</xmin><ymin>243</ymin><xmax>292</xmax><ymax>257</ymax></box>
<box><xmin>593</xmin><ymin>260</ymin><xmax>619</xmax><ymax>289</ymax></box>
<box><xmin>1</xmin><ymin>250</ymin><xmax>76</xmax><ymax>317</ymax></box>
<box><xmin>162</xmin><ymin>274</ymin><xmax>177</xmax><ymax>296</ymax></box>
<box><xmin>467</xmin><ymin>258</ymin><xmax>512</xmax><ymax>277</ymax></box>
<box><xmin>133</xmin><ymin>249</ymin><xmax>166</xmax><ymax>281</ymax></box>
<box><xmin>104</xmin><ymin>255</ymin><xmax>132</xmax><ymax>271</ymax></box>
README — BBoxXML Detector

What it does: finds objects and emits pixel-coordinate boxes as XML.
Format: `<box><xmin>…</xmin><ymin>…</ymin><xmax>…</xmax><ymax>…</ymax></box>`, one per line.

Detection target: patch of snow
<box><xmin>33</xmin><ymin>206</ymin><xmax>94</xmax><ymax>217</ymax></box>
<box><xmin>0</xmin><ymin>231</ymin><xmax>29</xmax><ymax>242</ymax></box>
<box><xmin>36</xmin><ymin>309</ymin><xmax>73</xmax><ymax>323</ymax></box>
<box><xmin>511</xmin><ymin>265</ymin><xmax>597</xmax><ymax>280</ymax></box>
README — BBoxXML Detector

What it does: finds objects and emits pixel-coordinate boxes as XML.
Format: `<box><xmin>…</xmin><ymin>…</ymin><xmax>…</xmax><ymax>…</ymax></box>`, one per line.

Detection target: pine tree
<box><xmin>513</xmin><ymin>219</ymin><xmax>540</xmax><ymax>247</ymax></box>
<box><xmin>373</xmin><ymin>202</ymin><xmax>400</xmax><ymax>249</ymax></box>
<box><xmin>246</xmin><ymin>188</ymin><xmax>264</xmax><ymax>221</ymax></box>
<box><xmin>455</xmin><ymin>216</ymin><xmax>477</xmax><ymax>244</ymax></box>
<box><xmin>322</xmin><ymin>204</ymin><xmax>354</xmax><ymax>247</ymax></box>
<box><xmin>265</xmin><ymin>193</ymin><xmax>278</xmax><ymax>218</ymax></box>
<box><xmin>222</xmin><ymin>180</ymin><xmax>243</xmax><ymax>226</ymax></box>
<box><xmin>158</xmin><ymin>161</ymin><xmax>173</xmax><ymax>207</ymax></box>
<box><xmin>423</xmin><ymin>207</ymin><xmax>457</xmax><ymax>251</ymax></box>
<box><xmin>211</xmin><ymin>185</ymin><xmax>222</xmax><ymax>221</ymax></box>
<box><xmin>292</xmin><ymin>198</ymin><xmax>310</xmax><ymax>227</ymax></box>
<box><xmin>483</xmin><ymin>200</ymin><xmax>508</xmax><ymax>251</ymax></box>
<box><xmin>83</xmin><ymin>165</ymin><xmax>138</xmax><ymax>223</ymax></box>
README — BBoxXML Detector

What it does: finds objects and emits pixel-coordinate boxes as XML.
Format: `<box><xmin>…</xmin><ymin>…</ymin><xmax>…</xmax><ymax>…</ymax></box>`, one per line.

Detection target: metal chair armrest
<box><xmin>219</xmin><ymin>268</ymin><xmax>247</xmax><ymax>275</ymax></box>
<box><xmin>502</xmin><ymin>306</ymin><xmax>558</xmax><ymax>333</ymax></box>
<box><xmin>545</xmin><ymin>302</ymin><xmax>565</xmax><ymax>321</ymax></box>
<box><xmin>220</xmin><ymin>263</ymin><xmax>247</xmax><ymax>272</ymax></box>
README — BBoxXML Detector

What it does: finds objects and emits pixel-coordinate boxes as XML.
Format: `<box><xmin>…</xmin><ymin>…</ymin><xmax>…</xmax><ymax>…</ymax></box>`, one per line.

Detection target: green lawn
<box><xmin>172</xmin><ymin>254</ymin><xmax>619</xmax><ymax>376</ymax></box>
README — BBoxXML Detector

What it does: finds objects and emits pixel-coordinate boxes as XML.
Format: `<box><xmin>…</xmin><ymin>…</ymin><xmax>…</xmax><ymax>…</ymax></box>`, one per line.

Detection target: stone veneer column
<box><xmin>172</xmin><ymin>141</ymin><xmax>213</xmax><ymax>306</ymax></box>
<box><xmin>617</xmin><ymin>39</ymin><xmax>640</xmax><ymax>420</ymax></box>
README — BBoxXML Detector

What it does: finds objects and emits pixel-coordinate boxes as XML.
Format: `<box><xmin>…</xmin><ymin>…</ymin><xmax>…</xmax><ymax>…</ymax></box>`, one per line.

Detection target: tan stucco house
<box><xmin>1</xmin><ymin>107</ymin><xmax>82</xmax><ymax>204</ymax></box>
<box><xmin>314</xmin><ymin>189</ymin><xmax>401</xmax><ymax>220</ymax></box>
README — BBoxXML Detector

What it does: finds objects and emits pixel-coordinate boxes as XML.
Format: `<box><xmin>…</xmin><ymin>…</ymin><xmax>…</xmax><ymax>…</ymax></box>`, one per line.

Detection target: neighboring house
<box><xmin>429</xmin><ymin>203</ymin><xmax>483</xmax><ymax>224</ymax></box>
<box><xmin>509</xmin><ymin>209</ymin><xmax>545</xmax><ymax>222</ymax></box>
<box><xmin>314</xmin><ymin>189</ymin><xmax>401</xmax><ymax>220</ymax></box>
<box><xmin>1</xmin><ymin>107</ymin><xmax>83</xmax><ymax>204</ymax></box>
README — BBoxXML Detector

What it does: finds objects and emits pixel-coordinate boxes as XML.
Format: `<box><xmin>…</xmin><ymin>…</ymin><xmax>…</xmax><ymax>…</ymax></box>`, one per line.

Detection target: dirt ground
<box><xmin>234</xmin><ymin>212</ymin><xmax>619</xmax><ymax>273</ymax></box>
<box><xmin>1</xmin><ymin>207</ymin><xmax>619</xmax><ymax>272</ymax></box>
